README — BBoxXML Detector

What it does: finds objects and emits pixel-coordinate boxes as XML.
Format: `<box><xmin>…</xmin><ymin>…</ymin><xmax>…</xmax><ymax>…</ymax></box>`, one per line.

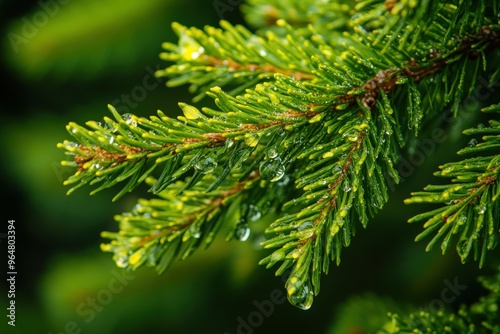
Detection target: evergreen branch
<box><xmin>405</xmin><ymin>105</ymin><xmax>500</xmax><ymax>267</ymax></box>
<box><xmin>380</xmin><ymin>267</ymin><xmax>500</xmax><ymax>333</ymax></box>
<box><xmin>100</xmin><ymin>171</ymin><xmax>261</xmax><ymax>273</ymax></box>
<box><xmin>156</xmin><ymin>20</ymin><xmax>318</xmax><ymax>101</ymax></box>
<box><xmin>258</xmin><ymin>100</ymin><xmax>401</xmax><ymax>309</ymax></box>
<box><xmin>55</xmin><ymin>0</ymin><xmax>500</xmax><ymax>312</ymax></box>
<box><xmin>241</xmin><ymin>0</ymin><xmax>353</xmax><ymax>31</ymax></box>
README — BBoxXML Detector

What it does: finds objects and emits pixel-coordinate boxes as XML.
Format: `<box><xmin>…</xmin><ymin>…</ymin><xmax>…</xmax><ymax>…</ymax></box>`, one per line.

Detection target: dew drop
<box><xmin>247</xmin><ymin>204</ymin><xmax>262</xmax><ymax>222</ymax></box>
<box><xmin>122</xmin><ymin>113</ymin><xmax>137</xmax><ymax>127</ymax></box>
<box><xmin>477</xmin><ymin>123</ymin><xmax>485</xmax><ymax>129</ymax></box>
<box><xmin>235</xmin><ymin>221</ymin><xmax>250</xmax><ymax>241</ymax></box>
<box><xmin>457</xmin><ymin>214</ymin><xmax>467</xmax><ymax>226</ymax></box>
<box><xmin>105</xmin><ymin>121</ymin><xmax>119</xmax><ymax>133</ymax></box>
<box><xmin>468</xmin><ymin>138</ymin><xmax>477</xmax><ymax>147</ymax></box>
<box><xmin>195</xmin><ymin>155</ymin><xmax>217</xmax><ymax>174</ymax></box>
<box><xmin>277</xmin><ymin>174</ymin><xmax>291</xmax><ymax>186</ymax></box>
<box><xmin>476</xmin><ymin>205</ymin><xmax>486</xmax><ymax>215</ymax></box>
<box><xmin>343</xmin><ymin>129</ymin><xmax>359</xmax><ymax>142</ymax></box>
<box><xmin>259</xmin><ymin>158</ymin><xmax>285</xmax><ymax>182</ymax></box>
<box><xmin>343</xmin><ymin>179</ymin><xmax>352</xmax><ymax>192</ymax></box>
<box><xmin>132</xmin><ymin>204</ymin><xmax>145</xmax><ymax>215</ymax></box>
<box><xmin>296</xmin><ymin>221</ymin><xmax>314</xmax><ymax>238</ymax></box>
<box><xmin>109</xmin><ymin>136</ymin><xmax>115</xmax><ymax>145</ymax></box>
<box><xmin>286</xmin><ymin>276</ymin><xmax>314</xmax><ymax>310</ymax></box>
<box><xmin>115</xmin><ymin>253</ymin><xmax>129</xmax><ymax>268</ymax></box>
<box><xmin>266</xmin><ymin>147</ymin><xmax>278</xmax><ymax>159</ymax></box>
<box><xmin>190</xmin><ymin>224</ymin><xmax>201</xmax><ymax>239</ymax></box>
<box><xmin>66</xmin><ymin>141</ymin><xmax>79</xmax><ymax>148</ymax></box>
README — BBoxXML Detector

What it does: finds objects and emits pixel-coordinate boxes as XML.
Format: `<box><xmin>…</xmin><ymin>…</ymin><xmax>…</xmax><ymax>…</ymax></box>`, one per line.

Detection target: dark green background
<box><xmin>0</xmin><ymin>1</ymin><xmax>493</xmax><ymax>333</ymax></box>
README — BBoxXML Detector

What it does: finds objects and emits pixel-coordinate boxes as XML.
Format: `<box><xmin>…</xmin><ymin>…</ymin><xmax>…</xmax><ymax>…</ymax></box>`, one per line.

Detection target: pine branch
<box><xmin>57</xmin><ymin>0</ymin><xmax>500</xmax><ymax>310</ymax></box>
<box><xmin>381</xmin><ymin>267</ymin><xmax>500</xmax><ymax>333</ymax></box>
<box><xmin>405</xmin><ymin>104</ymin><xmax>500</xmax><ymax>267</ymax></box>
<box><xmin>100</xmin><ymin>171</ymin><xmax>262</xmax><ymax>272</ymax></box>
<box><xmin>156</xmin><ymin>20</ymin><xmax>317</xmax><ymax>101</ymax></box>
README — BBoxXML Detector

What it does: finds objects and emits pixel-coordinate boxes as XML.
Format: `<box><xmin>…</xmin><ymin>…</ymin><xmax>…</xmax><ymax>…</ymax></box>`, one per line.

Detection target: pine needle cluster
<box><xmin>57</xmin><ymin>0</ymin><xmax>500</xmax><ymax>314</ymax></box>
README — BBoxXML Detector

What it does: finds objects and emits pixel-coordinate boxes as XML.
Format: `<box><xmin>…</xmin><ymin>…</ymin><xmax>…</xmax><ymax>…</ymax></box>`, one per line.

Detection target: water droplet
<box><xmin>476</xmin><ymin>205</ymin><xmax>486</xmax><ymax>215</ymax></box>
<box><xmin>259</xmin><ymin>158</ymin><xmax>285</xmax><ymax>182</ymax></box>
<box><xmin>343</xmin><ymin>129</ymin><xmax>359</xmax><ymax>142</ymax></box>
<box><xmin>122</xmin><ymin>113</ymin><xmax>137</xmax><ymax>127</ymax></box>
<box><xmin>343</xmin><ymin>179</ymin><xmax>352</xmax><ymax>192</ymax></box>
<box><xmin>105</xmin><ymin>121</ymin><xmax>119</xmax><ymax>133</ymax></box>
<box><xmin>66</xmin><ymin>141</ymin><xmax>79</xmax><ymax>148</ymax></box>
<box><xmin>266</xmin><ymin>148</ymin><xmax>278</xmax><ymax>159</ymax></box>
<box><xmin>195</xmin><ymin>154</ymin><xmax>217</xmax><ymax>174</ymax></box>
<box><xmin>457</xmin><ymin>214</ymin><xmax>467</xmax><ymax>225</ymax></box>
<box><xmin>132</xmin><ymin>204</ymin><xmax>144</xmax><ymax>215</ymax></box>
<box><xmin>477</xmin><ymin>123</ymin><xmax>485</xmax><ymax>129</ymax></box>
<box><xmin>277</xmin><ymin>174</ymin><xmax>290</xmax><ymax>186</ymax></box>
<box><xmin>71</xmin><ymin>128</ymin><xmax>78</xmax><ymax>134</ymax></box>
<box><xmin>190</xmin><ymin>224</ymin><xmax>201</xmax><ymax>238</ymax></box>
<box><xmin>247</xmin><ymin>204</ymin><xmax>261</xmax><ymax>222</ymax></box>
<box><xmin>468</xmin><ymin>138</ymin><xmax>477</xmax><ymax>147</ymax></box>
<box><xmin>235</xmin><ymin>221</ymin><xmax>250</xmax><ymax>241</ymax></box>
<box><xmin>296</xmin><ymin>221</ymin><xmax>314</xmax><ymax>238</ymax></box>
<box><xmin>226</xmin><ymin>139</ymin><xmax>235</xmax><ymax>148</ymax></box>
<box><xmin>115</xmin><ymin>253</ymin><xmax>129</xmax><ymax>268</ymax></box>
<box><xmin>109</xmin><ymin>136</ymin><xmax>115</xmax><ymax>145</ymax></box>
<box><xmin>286</xmin><ymin>276</ymin><xmax>314</xmax><ymax>310</ymax></box>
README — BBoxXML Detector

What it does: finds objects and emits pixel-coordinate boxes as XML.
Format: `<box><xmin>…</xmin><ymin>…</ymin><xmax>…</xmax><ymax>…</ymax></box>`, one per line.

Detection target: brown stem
<box><xmin>202</xmin><ymin>55</ymin><xmax>314</xmax><ymax>80</ymax></box>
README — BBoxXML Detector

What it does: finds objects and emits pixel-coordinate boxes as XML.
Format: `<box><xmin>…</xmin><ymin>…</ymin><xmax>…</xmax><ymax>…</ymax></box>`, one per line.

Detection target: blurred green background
<box><xmin>0</xmin><ymin>1</ymin><xmax>493</xmax><ymax>333</ymax></box>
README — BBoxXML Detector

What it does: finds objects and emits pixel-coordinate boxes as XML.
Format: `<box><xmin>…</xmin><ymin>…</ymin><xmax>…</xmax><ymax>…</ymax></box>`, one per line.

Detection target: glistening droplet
<box><xmin>115</xmin><ymin>253</ymin><xmax>129</xmax><ymax>268</ymax></box>
<box><xmin>296</xmin><ymin>221</ymin><xmax>314</xmax><ymax>238</ymax></box>
<box><xmin>247</xmin><ymin>204</ymin><xmax>261</xmax><ymax>222</ymax></box>
<box><xmin>286</xmin><ymin>276</ymin><xmax>314</xmax><ymax>310</ymax></box>
<box><xmin>259</xmin><ymin>158</ymin><xmax>285</xmax><ymax>182</ymax></box>
<box><xmin>235</xmin><ymin>221</ymin><xmax>250</xmax><ymax>241</ymax></box>
<box><xmin>122</xmin><ymin>113</ymin><xmax>137</xmax><ymax>127</ymax></box>
<box><xmin>266</xmin><ymin>147</ymin><xmax>278</xmax><ymax>159</ymax></box>
<box><xmin>190</xmin><ymin>224</ymin><xmax>201</xmax><ymax>239</ymax></box>
<box><xmin>195</xmin><ymin>155</ymin><xmax>217</xmax><ymax>174</ymax></box>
